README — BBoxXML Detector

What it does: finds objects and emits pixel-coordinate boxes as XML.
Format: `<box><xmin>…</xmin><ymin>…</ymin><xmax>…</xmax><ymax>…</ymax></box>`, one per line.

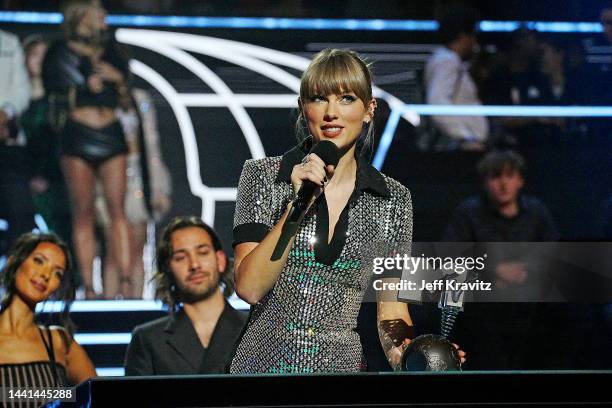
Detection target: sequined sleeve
<box><xmin>380</xmin><ymin>179</ymin><xmax>414</xmax><ymax>279</ymax></box>
<box><xmin>233</xmin><ymin>158</ymin><xmax>275</xmax><ymax>247</ymax></box>
<box><xmin>394</xmin><ymin>186</ymin><xmax>413</xmax><ymax>248</ymax></box>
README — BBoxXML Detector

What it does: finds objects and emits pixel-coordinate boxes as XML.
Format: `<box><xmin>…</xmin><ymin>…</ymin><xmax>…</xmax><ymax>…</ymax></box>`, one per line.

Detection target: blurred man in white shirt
<box><xmin>424</xmin><ymin>6</ymin><xmax>488</xmax><ymax>150</ymax></box>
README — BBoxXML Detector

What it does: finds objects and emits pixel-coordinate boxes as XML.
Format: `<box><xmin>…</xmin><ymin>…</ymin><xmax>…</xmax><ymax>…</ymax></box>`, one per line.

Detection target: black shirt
<box><xmin>443</xmin><ymin>194</ymin><xmax>560</xmax><ymax>242</ymax></box>
<box><xmin>442</xmin><ymin>195</ymin><xmax>560</xmax><ymax>370</ymax></box>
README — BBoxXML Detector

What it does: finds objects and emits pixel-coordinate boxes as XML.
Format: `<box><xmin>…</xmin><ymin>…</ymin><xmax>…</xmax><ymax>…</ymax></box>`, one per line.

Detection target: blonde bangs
<box><xmin>61</xmin><ymin>0</ymin><xmax>100</xmax><ymax>36</ymax></box>
<box><xmin>300</xmin><ymin>49</ymin><xmax>372</xmax><ymax>104</ymax></box>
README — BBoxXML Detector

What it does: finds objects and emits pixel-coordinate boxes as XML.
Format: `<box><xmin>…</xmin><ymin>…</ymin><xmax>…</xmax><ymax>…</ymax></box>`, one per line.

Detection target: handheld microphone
<box><xmin>270</xmin><ymin>141</ymin><xmax>340</xmax><ymax>261</ymax></box>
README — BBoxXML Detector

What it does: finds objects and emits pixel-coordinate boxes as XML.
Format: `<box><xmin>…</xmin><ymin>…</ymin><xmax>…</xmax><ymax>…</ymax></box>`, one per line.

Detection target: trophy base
<box><xmin>400</xmin><ymin>334</ymin><xmax>462</xmax><ymax>371</ymax></box>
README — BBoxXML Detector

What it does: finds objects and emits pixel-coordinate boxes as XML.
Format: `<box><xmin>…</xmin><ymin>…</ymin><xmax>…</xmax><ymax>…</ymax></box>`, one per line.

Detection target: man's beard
<box><xmin>176</xmin><ymin>275</ymin><xmax>220</xmax><ymax>304</ymax></box>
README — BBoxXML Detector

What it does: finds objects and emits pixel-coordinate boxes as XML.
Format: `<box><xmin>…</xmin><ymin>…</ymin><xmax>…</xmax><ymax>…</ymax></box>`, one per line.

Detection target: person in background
<box><xmin>444</xmin><ymin>150</ymin><xmax>559</xmax><ymax>243</ymax></box>
<box><xmin>443</xmin><ymin>150</ymin><xmax>560</xmax><ymax>370</ymax></box>
<box><xmin>0</xmin><ymin>232</ymin><xmax>96</xmax><ymax>388</ymax></box>
<box><xmin>483</xmin><ymin>29</ymin><xmax>565</xmax><ymax>147</ymax></box>
<box><xmin>565</xmin><ymin>2</ymin><xmax>612</xmax><ymax>149</ymax></box>
<box><xmin>0</xmin><ymin>29</ymin><xmax>34</xmax><ymax>258</ymax></box>
<box><xmin>540</xmin><ymin>38</ymin><xmax>567</xmax><ymax>105</ymax></box>
<box><xmin>124</xmin><ymin>216</ymin><xmax>246</xmax><ymax>375</ymax></box>
<box><xmin>22</xmin><ymin>35</ymin><xmax>75</xmax><ymax>255</ymax></box>
<box><xmin>96</xmin><ymin>88</ymin><xmax>172</xmax><ymax>299</ymax></box>
<box><xmin>424</xmin><ymin>4</ymin><xmax>488</xmax><ymax>151</ymax></box>
<box><xmin>42</xmin><ymin>0</ymin><xmax>133</xmax><ymax>299</ymax></box>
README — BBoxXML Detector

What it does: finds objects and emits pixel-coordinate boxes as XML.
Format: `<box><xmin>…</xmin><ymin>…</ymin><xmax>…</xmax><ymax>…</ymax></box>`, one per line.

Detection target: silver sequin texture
<box><xmin>230</xmin><ymin>156</ymin><xmax>413</xmax><ymax>373</ymax></box>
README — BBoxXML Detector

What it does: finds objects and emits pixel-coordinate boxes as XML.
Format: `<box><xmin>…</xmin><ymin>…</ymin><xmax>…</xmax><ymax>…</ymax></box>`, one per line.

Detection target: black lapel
<box><xmin>164</xmin><ymin>310</ymin><xmax>205</xmax><ymax>372</ymax></box>
<box><xmin>198</xmin><ymin>302</ymin><xmax>245</xmax><ymax>373</ymax></box>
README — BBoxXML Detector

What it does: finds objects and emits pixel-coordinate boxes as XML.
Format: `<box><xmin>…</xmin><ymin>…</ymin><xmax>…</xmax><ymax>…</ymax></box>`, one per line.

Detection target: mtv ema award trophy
<box><xmin>400</xmin><ymin>273</ymin><xmax>463</xmax><ymax>371</ymax></box>
<box><xmin>397</xmin><ymin>255</ymin><xmax>479</xmax><ymax>371</ymax></box>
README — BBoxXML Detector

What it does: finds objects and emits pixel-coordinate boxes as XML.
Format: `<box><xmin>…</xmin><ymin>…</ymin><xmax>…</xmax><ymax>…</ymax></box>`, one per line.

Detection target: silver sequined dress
<box><xmin>229</xmin><ymin>145</ymin><xmax>412</xmax><ymax>373</ymax></box>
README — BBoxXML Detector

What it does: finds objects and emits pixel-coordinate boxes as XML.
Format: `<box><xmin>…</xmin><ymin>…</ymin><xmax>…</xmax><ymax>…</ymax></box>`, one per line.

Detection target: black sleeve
<box><xmin>232</xmin><ymin>159</ymin><xmax>274</xmax><ymax>247</ymax></box>
<box><xmin>442</xmin><ymin>204</ymin><xmax>474</xmax><ymax>242</ymax></box>
<box><xmin>124</xmin><ymin>329</ymin><xmax>154</xmax><ymax>376</ymax></box>
<box><xmin>42</xmin><ymin>41</ymin><xmax>87</xmax><ymax>92</ymax></box>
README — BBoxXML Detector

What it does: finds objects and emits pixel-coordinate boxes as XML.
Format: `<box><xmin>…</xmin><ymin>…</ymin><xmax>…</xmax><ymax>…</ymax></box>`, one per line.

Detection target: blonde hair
<box><xmin>61</xmin><ymin>0</ymin><xmax>101</xmax><ymax>38</ymax></box>
<box><xmin>297</xmin><ymin>49</ymin><xmax>376</xmax><ymax>150</ymax></box>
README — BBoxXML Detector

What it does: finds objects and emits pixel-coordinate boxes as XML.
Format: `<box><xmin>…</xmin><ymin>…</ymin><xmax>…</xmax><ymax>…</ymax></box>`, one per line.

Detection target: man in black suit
<box><xmin>125</xmin><ymin>216</ymin><xmax>246</xmax><ymax>375</ymax></box>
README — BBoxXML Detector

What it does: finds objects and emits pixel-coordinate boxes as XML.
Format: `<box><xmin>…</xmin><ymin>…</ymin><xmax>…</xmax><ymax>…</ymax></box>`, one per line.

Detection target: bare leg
<box><xmin>61</xmin><ymin>156</ymin><xmax>97</xmax><ymax>299</ymax></box>
<box><xmin>98</xmin><ymin>154</ymin><xmax>133</xmax><ymax>298</ymax></box>
<box><xmin>102</xmin><ymin>224</ymin><xmax>120</xmax><ymax>299</ymax></box>
<box><xmin>130</xmin><ymin>222</ymin><xmax>147</xmax><ymax>299</ymax></box>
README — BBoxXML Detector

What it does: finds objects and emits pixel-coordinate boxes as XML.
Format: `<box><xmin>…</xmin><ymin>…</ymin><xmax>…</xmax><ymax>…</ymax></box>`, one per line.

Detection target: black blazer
<box><xmin>124</xmin><ymin>302</ymin><xmax>246</xmax><ymax>375</ymax></box>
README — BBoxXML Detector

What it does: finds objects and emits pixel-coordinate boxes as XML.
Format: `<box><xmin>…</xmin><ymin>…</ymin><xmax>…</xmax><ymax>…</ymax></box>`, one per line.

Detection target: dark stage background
<box><xmin>3</xmin><ymin>21</ymin><xmax>610</xmax><ymax>251</ymax></box>
<box><xmin>1</xmin><ymin>4</ymin><xmax>612</xmax><ymax>375</ymax></box>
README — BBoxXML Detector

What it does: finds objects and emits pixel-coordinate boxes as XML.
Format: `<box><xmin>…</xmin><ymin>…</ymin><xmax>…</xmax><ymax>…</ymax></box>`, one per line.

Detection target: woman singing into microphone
<box><xmin>230</xmin><ymin>49</ymin><xmax>460</xmax><ymax>373</ymax></box>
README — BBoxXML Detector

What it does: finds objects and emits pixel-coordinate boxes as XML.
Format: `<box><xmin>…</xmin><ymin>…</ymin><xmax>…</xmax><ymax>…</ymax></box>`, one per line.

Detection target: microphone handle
<box><xmin>270</xmin><ymin>196</ymin><xmax>310</xmax><ymax>261</ymax></box>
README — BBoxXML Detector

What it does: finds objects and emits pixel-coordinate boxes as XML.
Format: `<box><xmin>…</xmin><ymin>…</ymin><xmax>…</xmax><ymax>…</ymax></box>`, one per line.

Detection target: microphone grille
<box><xmin>310</xmin><ymin>140</ymin><xmax>340</xmax><ymax>167</ymax></box>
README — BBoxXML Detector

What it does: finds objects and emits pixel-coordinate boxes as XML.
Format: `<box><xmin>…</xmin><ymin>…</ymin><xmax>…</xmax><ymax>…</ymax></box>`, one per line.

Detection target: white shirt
<box><xmin>0</xmin><ymin>30</ymin><xmax>30</xmax><ymax>117</ymax></box>
<box><xmin>0</xmin><ymin>30</ymin><xmax>30</xmax><ymax>145</ymax></box>
<box><xmin>424</xmin><ymin>47</ymin><xmax>488</xmax><ymax>143</ymax></box>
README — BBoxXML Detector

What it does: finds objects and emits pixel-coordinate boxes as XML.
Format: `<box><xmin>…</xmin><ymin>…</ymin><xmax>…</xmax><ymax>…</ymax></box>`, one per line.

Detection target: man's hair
<box><xmin>477</xmin><ymin>150</ymin><xmax>526</xmax><ymax>179</ymax></box>
<box><xmin>154</xmin><ymin>216</ymin><xmax>234</xmax><ymax>313</ymax></box>
<box><xmin>437</xmin><ymin>4</ymin><xmax>478</xmax><ymax>45</ymax></box>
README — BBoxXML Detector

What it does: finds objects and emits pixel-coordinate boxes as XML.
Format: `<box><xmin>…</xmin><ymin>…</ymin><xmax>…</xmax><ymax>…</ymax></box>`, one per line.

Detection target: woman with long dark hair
<box><xmin>0</xmin><ymin>232</ymin><xmax>96</xmax><ymax>390</ymax></box>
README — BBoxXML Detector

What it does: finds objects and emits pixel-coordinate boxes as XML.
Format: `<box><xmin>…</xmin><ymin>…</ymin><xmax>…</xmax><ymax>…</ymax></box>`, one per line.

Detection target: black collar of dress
<box><xmin>274</xmin><ymin>139</ymin><xmax>390</xmax><ymax>198</ymax></box>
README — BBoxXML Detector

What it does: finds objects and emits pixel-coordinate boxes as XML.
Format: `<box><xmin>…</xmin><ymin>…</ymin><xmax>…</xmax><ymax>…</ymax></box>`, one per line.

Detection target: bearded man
<box><xmin>125</xmin><ymin>216</ymin><xmax>246</xmax><ymax>375</ymax></box>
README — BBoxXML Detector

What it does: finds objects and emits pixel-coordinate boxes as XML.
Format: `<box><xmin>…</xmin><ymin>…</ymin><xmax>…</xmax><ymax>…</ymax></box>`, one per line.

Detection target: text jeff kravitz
<box><xmin>372</xmin><ymin>279</ymin><xmax>492</xmax><ymax>292</ymax></box>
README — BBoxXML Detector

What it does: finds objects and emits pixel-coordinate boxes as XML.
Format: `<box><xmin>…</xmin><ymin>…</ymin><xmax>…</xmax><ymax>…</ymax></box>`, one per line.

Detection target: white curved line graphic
<box><xmin>116</xmin><ymin>30</ymin><xmax>265</xmax><ymax>161</ymax></box>
<box><xmin>129</xmin><ymin>59</ymin><xmax>236</xmax><ymax>224</ymax></box>
<box><xmin>133</xmin><ymin>30</ymin><xmax>302</xmax><ymax>92</ymax></box>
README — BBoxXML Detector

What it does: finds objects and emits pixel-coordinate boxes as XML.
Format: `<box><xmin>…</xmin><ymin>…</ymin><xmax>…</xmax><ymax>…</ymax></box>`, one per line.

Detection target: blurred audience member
<box><xmin>540</xmin><ymin>38</ymin><xmax>567</xmax><ymax>104</ymax></box>
<box><xmin>444</xmin><ymin>150</ymin><xmax>558</xmax><ymax>242</ymax></box>
<box><xmin>0</xmin><ymin>29</ymin><xmax>30</xmax><ymax>145</ymax></box>
<box><xmin>423</xmin><ymin>4</ymin><xmax>488</xmax><ymax>151</ymax></box>
<box><xmin>443</xmin><ymin>150</ymin><xmax>560</xmax><ymax>370</ymax></box>
<box><xmin>0</xmin><ymin>232</ymin><xmax>96</xmax><ymax>387</ymax></box>
<box><xmin>96</xmin><ymin>88</ymin><xmax>172</xmax><ymax>299</ymax></box>
<box><xmin>22</xmin><ymin>35</ymin><xmax>74</xmax><ymax>254</ymax></box>
<box><xmin>483</xmin><ymin>29</ymin><xmax>565</xmax><ymax>147</ymax></box>
<box><xmin>570</xmin><ymin>1</ymin><xmax>612</xmax><ymax>106</ymax></box>
<box><xmin>565</xmin><ymin>2</ymin><xmax>612</xmax><ymax>146</ymax></box>
<box><xmin>42</xmin><ymin>0</ymin><xmax>133</xmax><ymax>299</ymax></box>
<box><xmin>125</xmin><ymin>216</ymin><xmax>246</xmax><ymax>375</ymax></box>
<box><xmin>0</xmin><ymin>29</ymin><xmax>35</xmax><ymax>258</ymax></box>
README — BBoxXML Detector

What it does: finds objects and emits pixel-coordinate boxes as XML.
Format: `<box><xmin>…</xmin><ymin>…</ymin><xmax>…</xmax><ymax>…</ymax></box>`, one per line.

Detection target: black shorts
<box><xmin>61</xmin><ymin>119</ymin><xmax>128</xmax><ymax>167</ymax></box>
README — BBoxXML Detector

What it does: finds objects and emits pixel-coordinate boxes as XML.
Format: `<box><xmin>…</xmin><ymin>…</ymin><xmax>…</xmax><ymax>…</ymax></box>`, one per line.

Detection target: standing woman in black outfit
<box><xmin>43</xmin><ymin>0</ymin><xmax>133</xmax><ymax>299</ymax></box>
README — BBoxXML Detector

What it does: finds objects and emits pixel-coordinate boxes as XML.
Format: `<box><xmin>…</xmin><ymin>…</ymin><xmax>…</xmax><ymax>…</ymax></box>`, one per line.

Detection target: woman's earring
<box><xmin>368</xmin><ymin>99</ymin><xmax>377</xmax><ymax>119</ymax></box>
